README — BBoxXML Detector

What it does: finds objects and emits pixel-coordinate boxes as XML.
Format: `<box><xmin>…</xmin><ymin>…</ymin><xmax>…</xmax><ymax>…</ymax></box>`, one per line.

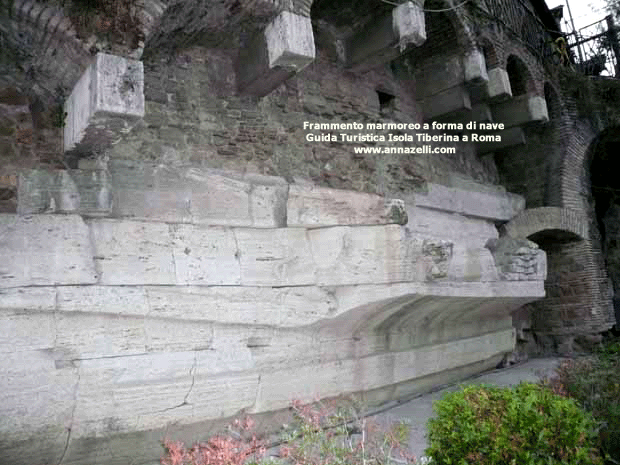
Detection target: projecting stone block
<box><xmin>421</xmin><ymin>85</ymin><xmax>471</xmax><ymax>121</ymax></box>
<box><xmin>287</xmin><ymin>183</ymin><xmax>407</xmax><ymax>227</ymax></box>
<box><xmin>347</xmin><ymin>1</ymin><xmax>425</xmax><ymax>72</ymax></box>
<box><xmin>439</xmin><ymin>103</ymin><xmax>492</xmax><ymax>126</ymax></box>
<box><xmin>64</xmin><ymin>53</ymin><xmax>144</xmax><ymax>155</ymax></box>
<box><xmin>253</xmin><ymin>329</ymin><xmax>515</xmax><ymax>411</ymax></box>
<box><xmin>476</xmin><ymin>127</ymin><xmax>526</xmax><ymax>154</ymax></box>
<box><xmin>411</xmin><ymin>183</ymin><xmax>525</xmax><ymax>222</ymax></box>
<box><xmin>0</xmin><ymin>214</ymin><xmax>97</xmax><ymax>288</ymax></box>
<box><xmin>237</xmin><ymin>11</ymin><xmax>315</xmax><ymax>96</ymax></box>
<box><xmin>89</xmin><ymin>219</ymin><xmax>241</xmax><ymax>285</ymax></box>
<box><xmin>145</xmin><ymin>285</ymin><xmax>336</xmax><ymax>327</ymax></box>
<box><xmin>109</xmin><ymin>161</ymin><xmax>287</xmax><ymax>227</ymax></box>
<box><xmin>487</xmin><ymin>67</ymin><xmax>512</xmax><ymax>100</ymax></box>
<box><xmin>309</xmin><ymin>225</ymin><xmax>426</xmax><ymax>286</ymax></box>
<box><xmin>415</xmin><ymin>54</ymin><xmax>464</xmax><ymax>99</ymax></box>
<box><xmin>17</xmin><ymin>169</ymin><xmax>112</xmax><ymax>216</ymax></box>
<box><xmin>236</xmin><ymin>228</ymin><xmax>316</xmax><ymax>286</ymax></box>
<box><xmin>393</xmin><ymin>1</ymin><xmax>426</xmax><ymax>49</ymax></box>
<box><xmin>463</xmin><ymin>49</ymin><xmax>489</xmax><ymax>84</ymax></box>
<box><xmin>265</xmin><ymin>11</ymin><xmax>315</xmax><ymax>70</ymax></box>
<box><xmin>486</xmin><ymin>237</ymin><xmax>547</xmax><ymax>281</ymax></box>
<box><xmin>492</xmin><ymin>94</ymin><xmax>549</xmax><ymax>127</ymax></box>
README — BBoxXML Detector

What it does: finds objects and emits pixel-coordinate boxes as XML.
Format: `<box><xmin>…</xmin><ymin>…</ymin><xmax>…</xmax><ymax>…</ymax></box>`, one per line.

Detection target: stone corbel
<box><xmin>491</xmin><ymin>94</ymin><xmax>549</xmax><ymax>127</ymax></box>
<box><xmin>486</xmin><ymin>237</ymin><xmax>547</xmax><ymax>281</ymax></box>
<box><xmin>346</xmin><ymin>0</ymin><xmax>426</xmax><ymax>72</ymax></box>
<box><xmin>63</xmin><ymin>53</ymin><xmax>145</xmax><ymax>157</ymax></box>
<box><xmin>236</xmin><ymin>11</ymin><xmax>316</xmax><ymax>97</ymax></box>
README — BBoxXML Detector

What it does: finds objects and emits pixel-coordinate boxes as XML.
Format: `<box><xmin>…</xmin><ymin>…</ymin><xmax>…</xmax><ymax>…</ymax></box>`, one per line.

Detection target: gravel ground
<box><xmin>370</xmin><ymin>357</ymin><xmax>565</xmax><ymax>463</ymax></box>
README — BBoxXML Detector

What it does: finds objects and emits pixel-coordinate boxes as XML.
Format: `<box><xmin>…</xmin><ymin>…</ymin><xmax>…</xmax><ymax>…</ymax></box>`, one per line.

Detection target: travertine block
<box><xmin>89</xmin><ymin>220</ymin><xmax>241</xmax><ymax>285</ymax></box>
<box><xmin>237</xmin><ymin>11</ymin><xmax>315</xmax><ymax>96</ymax></box>
<box><xmin>146</xmin><ymin>286</ymin><xmax>336</xmax><ymax>327</ymax></box>
<box><xmin>0</xmin><ymin>214</ymin><xmax>97</xmax><ymax>288</ymax></box>
<box><xmin>287</xmin><ymin>184</ymin><xmax>407</xmax><ymax>227</ymax></box>
<box><xmin>492</xmin><ymin>94</ymin><xmax>549</xmax><ymax>127</ymax></box>
<box><xmin>89</xmin><ymin>219</ymin><xmax>176</xmax><ymax>285</ymax></box>
<box><xmin>309</xmin><ymin>225</ymin><xmax>425</xmax><ymax>286</ymax></box>
<box><xmin>487</xmin><ymin>67</ymin><xmax>512</xmax><ymax>100</ymax></box>
<box><xmin>64</xmin><ymin>53</ymin><xmax>144</xmax><ymax>155</ymax></box>
<box><xmin>265</xmin><ymin>11</ymin><xmax>316</xmax><ymax>70</ymax></box>
<box><xmin>463</xmin><ymin>49</ymin><xmax>489</xmax><ymax>83</ymax></box>
<box><xmin>421</xmin><ymin>85</ymin><xmax>471</xmax><ymax>121</ymax></box>
<box><xmin>236</xmin><ymin>228</ymin><xmax>315</xmax><ymax>286</ymax></box>
<box><xmin>109</xmin><ymin>162</ymin><xmax>287</xmax><ymax>227</ymax></box>
<box><xmin>411</xmin><ymin>183</ymin><xmax>525</xmax><ymax>221</ymax></box>
<box><xmin>347</xmin><ymin>1</ymin><xmax>426</xmax><ymax>71</ymax></box>
<box><xmin>253</xmin><ymin>329</ymin><xmax>515</xmax><ymax>411</ymax></box>
<box><xmin>18</xmin><ymin>169</ymin><xmax>112</xmax><ymax>216</ymax></box>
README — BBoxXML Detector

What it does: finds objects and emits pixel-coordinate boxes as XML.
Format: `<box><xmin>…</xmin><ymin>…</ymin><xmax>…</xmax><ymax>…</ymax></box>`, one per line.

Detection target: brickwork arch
<box><xmin>476</xmin><ymin>35</ymin><xmax>499</xmax><ymax>69</ymax></box>
<box><xmin>503</xmin><ymin>207</ymin><xmax>589</xmax><ymax>241</ymax></box>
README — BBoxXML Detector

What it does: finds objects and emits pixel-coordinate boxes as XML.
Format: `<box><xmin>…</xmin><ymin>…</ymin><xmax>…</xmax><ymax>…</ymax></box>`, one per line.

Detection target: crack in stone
<box><xmin>58</xmin><ymin>365</ymin><xmax>80</xmax><ymax>465</ymax></box>
<box><xmin>155</xmin><ymin>351</ymin><xmax>198</xmax><ymax>413</ymax></box>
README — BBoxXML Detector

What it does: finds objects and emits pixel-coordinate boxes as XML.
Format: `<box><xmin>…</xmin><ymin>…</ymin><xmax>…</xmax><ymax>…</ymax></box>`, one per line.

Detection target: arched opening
<box><xmin>506</xmin><ymin>55</ymin><xmax>531</xmax><ymax>96</ymax></box>
<box><xmin>589</xmin><ymin>127</ymin><xmax>620</xmax><ymax>330</ymax></box>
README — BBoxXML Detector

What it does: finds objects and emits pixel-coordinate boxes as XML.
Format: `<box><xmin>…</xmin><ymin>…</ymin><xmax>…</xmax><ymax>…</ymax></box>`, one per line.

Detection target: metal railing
<box><xmin>566</xmin><ymin>16</ymin><xmax>620</xmax><ymax>78</ymax></box>
<box><xmin>474</xmin><ymin>0</ymin><xmax>557</xmax><ymax>61</ymax></box>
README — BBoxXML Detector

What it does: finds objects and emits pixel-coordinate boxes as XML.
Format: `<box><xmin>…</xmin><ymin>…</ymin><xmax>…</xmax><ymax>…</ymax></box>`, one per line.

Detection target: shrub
<box><xmin>426</xmin><ymin>383</ymin><xmax>602</xmax><ymax>465</ymax></box>
<box><xmin>161</xmin><ymin>399</ymin><xmax>417</xmax><ymax>465</ymax></box>
<box><xmin>546</xmin><ymin>340</ymin><xmax>620</xmax><ymax>464</ymax></box>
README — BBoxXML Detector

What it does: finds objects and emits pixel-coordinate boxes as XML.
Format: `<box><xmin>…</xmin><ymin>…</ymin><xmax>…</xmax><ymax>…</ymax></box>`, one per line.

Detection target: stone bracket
<box><xmin>237</xmin><ymin>11</ymin><xmax>316</xmax><ymax>97</ymax></box>
<box><xmin>486</xmin><ymin>67</ymin><xmax>512</xmax><ymax>101</ymax></box>
<box><xmin>491</xmin><ymin>94</ymin><xmax>549</xmax><ymax>128</ymax></box>
<box><xmin>476</xmin><ymin>127</ymin><xmax>526</xmax><ymax>155</ymax></box>
<box><xmin>64</xmin><ymin>53</ymin><xmax>145</xmax><ymax>156</ymax></box>
<box><xmin>347</xmin><ymin>0</ymin><xmax>426</xmax><ymax>72</ymax></box>
<box><xmin>421</xmin><ymin>85</ymin><xmax>471</xmax><ymax>121</ymax></box>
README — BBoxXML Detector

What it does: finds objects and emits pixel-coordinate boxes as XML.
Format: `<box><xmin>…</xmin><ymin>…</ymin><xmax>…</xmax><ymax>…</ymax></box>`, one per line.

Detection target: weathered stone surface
<box><xmin>405</xmin><ymin>205</ymin><xmax>499</xmax><ymax>248</ymax></box>
<box><xmin>476</xmin><ymin>127</ymin><xmax>526</xmax><ymax>154</ymax></box>
<box><xmin>237</xmin><ymin>11</ymin><xmax>315</xmax><ymax>96</ymax></box>
<box><xmin>309</xmin><ymin>225</ymin><xmax>424</xmax><ymax>286</ymax></box>
<box><xmin>146</xmin><ymin>286</ymin><xmax>337</xmax><ymax>327</ymax></box>
<box><xmin>411</xmin><ymin>183</ymin><xmax>525</xmax><ymax>221</ymax></box>
<box><xmin>287</xmin><ymin>183</ymin><xmax>407</xmax><ymax>227</ymax></box>
<box><xmin>265</xmin><ymin>11</ymin><xmax>315</xmax><ymax>70</ymax></box>
<box><xmin>109</xmin><ymin>161</ymin><xmax>288</xmax><ymax>227</ymax></box>
<box><xmin>347</xmin><ymin>1</ymin><xmax>426</xmax><ymax>72</ymax></box>
<box><xmin>487</xmin><ymin>67</ymin><xmax>512</xmax><ymax>100</ymax></box>
<box><xmin>421</xmin><ymin>85</ymin><xmax>471</xmax><ymax>121</ymax></box>
<box><xmin>0</xmin><ymin>214</ymin><xmax>97</xmax><ymax>288</ymax></box>
<box><xmin>253</xmin><ymin>329</ymin><xmax>515</xmax><ymax>411</ymax></box>
<box><xmin>463</xmin><ymin>49</ymin><xmax>488</xmax><ymax>84</ymax></box>
<box><xmin>64</xmin><ymin>53</ymin><xmax>145</xmax><ymax>155</ymax></box>
<box><xmin>393</xmin><ymin>1</ymin><xmax>426</xmax><ymax>49</ymax></box>
<box><xmin>492</xmin><ymin>94</ymin><xmax>549</xmax><ymax>127</ymax></box>
<box><xmin>486</xmin><ymin>236</ymin><xmax>547</xmax><ymax>281</ymax></box>
<box><xmin>415</xmin><ymin>54</ymin><xmax>464</xmax><ymax>99</ymax></box>
<box><xmin>73</xmin><ymin>353</ymin><xmax>258</xmax><ymax>436</ymax></box>
<box><xmin>18</xmin><ymin>169</ymin><xmax>112</xmax><ymax>215</ymax></box>
<box><xmin>90</xmin><ymin>219</ymin><xmax>241</xmax><ymax>285</ymax></box>
<box><xmin>0</xmin><ymin>351</ymin><xmax>78</xmax><ymax>465</ymax></box>
<box><xmin>236</xmin><ymin>227</ymin><xmax>315</xmax><ymax>286</ymax></box>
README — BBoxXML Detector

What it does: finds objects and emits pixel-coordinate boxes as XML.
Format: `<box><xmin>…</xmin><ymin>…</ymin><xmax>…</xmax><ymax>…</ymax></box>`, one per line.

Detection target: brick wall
<box><xmin>107</xmin><ymin>46</ymin><xmax>499</xmax><ymax>196</ymax></box>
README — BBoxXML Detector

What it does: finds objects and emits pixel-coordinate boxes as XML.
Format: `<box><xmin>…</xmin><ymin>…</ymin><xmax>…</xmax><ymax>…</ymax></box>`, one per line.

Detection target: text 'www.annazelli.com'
<box><xmin>352</xmin><ymin>146</ymin><xmax>456</xmax><ymax>154</ymax></box>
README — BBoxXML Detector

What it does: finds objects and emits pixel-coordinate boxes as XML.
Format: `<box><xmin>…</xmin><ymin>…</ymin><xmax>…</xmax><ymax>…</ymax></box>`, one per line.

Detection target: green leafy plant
<box><xmin>426</xmin><ymin>383</ymin><xmax>602</xmax><ymax>465</ymax></box>
<box><xmin>545</xmin><ymin>338</ymin><xmax>620</xmax><ymax>464</ymax></box>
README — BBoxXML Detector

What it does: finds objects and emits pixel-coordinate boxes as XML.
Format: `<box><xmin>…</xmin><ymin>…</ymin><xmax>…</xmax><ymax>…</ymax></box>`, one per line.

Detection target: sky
<box><xmin>545</xmin><ymin>0</ymin><xmax>610</xmax><ymax>34</ymax></box>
